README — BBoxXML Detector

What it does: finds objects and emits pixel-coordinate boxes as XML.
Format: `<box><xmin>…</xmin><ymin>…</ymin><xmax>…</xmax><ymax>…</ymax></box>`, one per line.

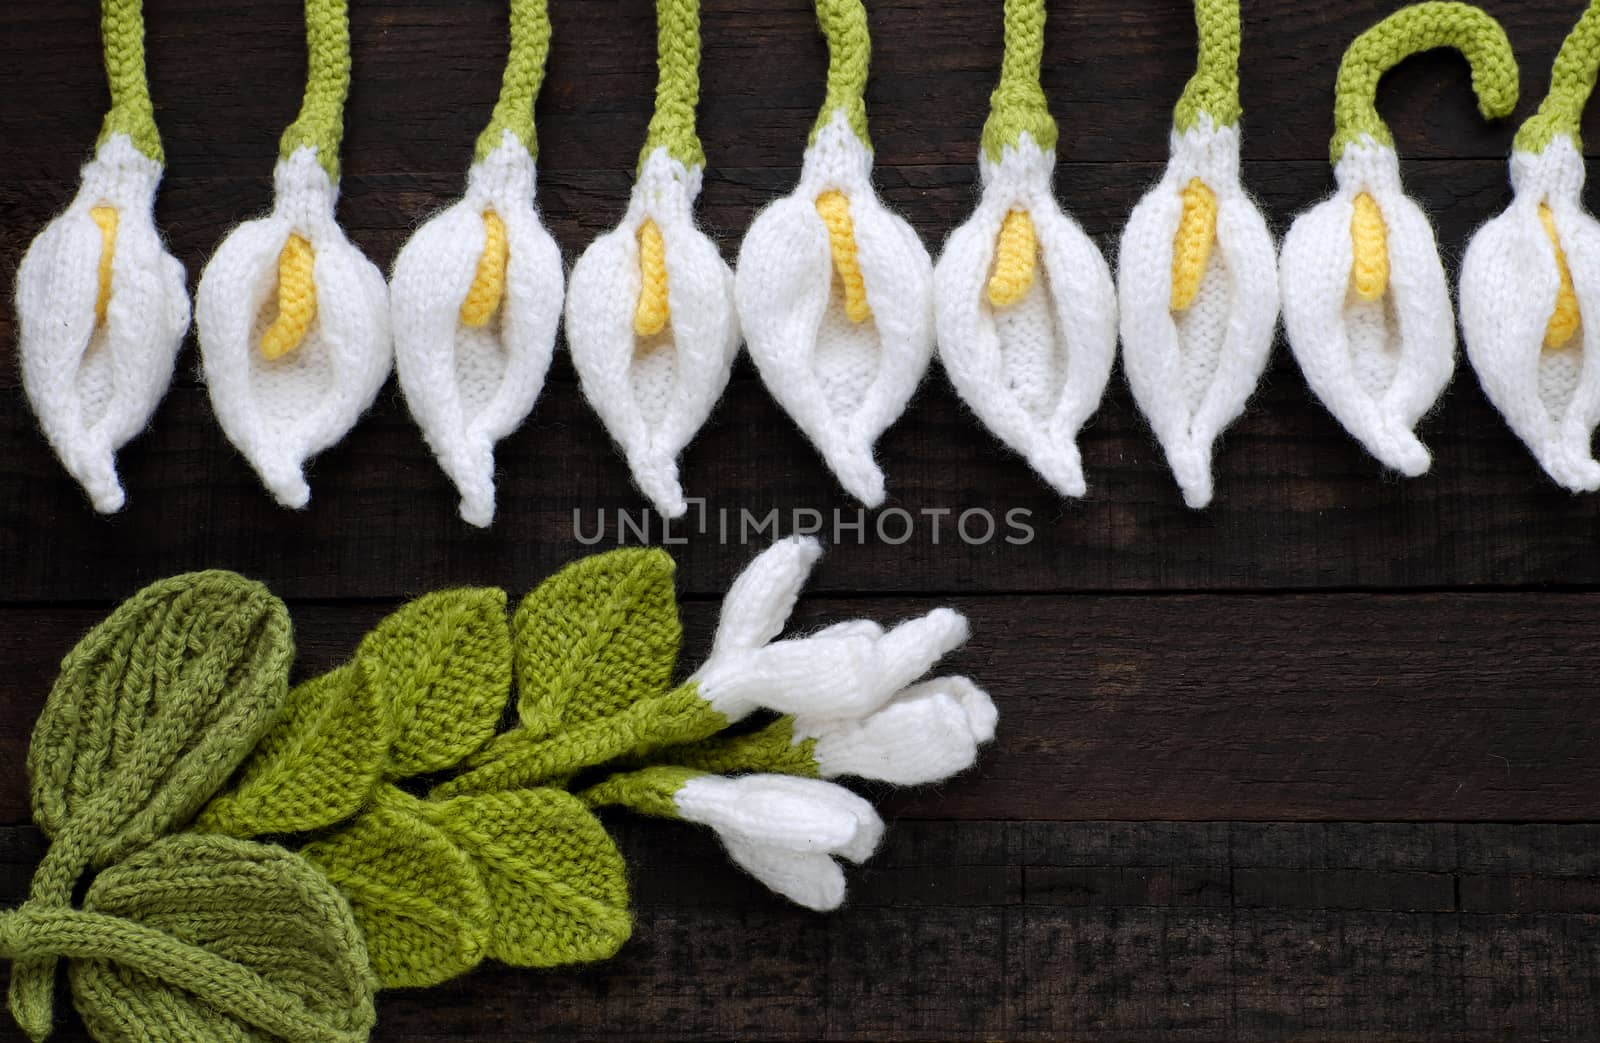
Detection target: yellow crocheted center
<box><xmin>1540</xmin><ymin>204</ymin><xmax>1581</xmax><ymax>350</ymax></box>
<box><xmin>1170</xmin><ymin>178</ymin><xmax>1216</xmax><ymax>312</ymax></box>
<box><xmin>1350</xmin><ymin>193</ymin><xmax>1390</xmax><ymax>303</ymax></box>
<box><xmin>815</xmin><ymin>190</ymin><xmax>871</xmax><ymax>323</ymax></box>
<box><xmin>987</xmin><ymin>209</ymin><xmax>1038</xmax><ymax>308</ymax></box>
<box><xmin>633</xmin><ymin>219</ymin><xmax>670</xmax><ymax>337</ymax></box>
<box><xmin>261</xmin><ymin>235</ymin><xmax>317</xmax><ymax>362</ymax></box>
<box><xmin>89</xmin><ymin>206</ymin><xmax>118</xmax><ymax>326</ymax></box>
<box><xmin>460</xmin><ymin>211</ymin><xmax>509</xmax><ymax>328</ymax></box>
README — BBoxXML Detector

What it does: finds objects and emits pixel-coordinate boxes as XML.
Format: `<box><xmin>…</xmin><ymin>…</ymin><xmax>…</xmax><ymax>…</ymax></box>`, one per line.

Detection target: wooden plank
<box><xmin>3</xmin><ymin>593</ymin><xmax>1599</xmax><ymax>825</ymax></box>
<box><xmin>5</xmin><ymin>821</ymin><xmax>1600</xmax><ymax>1041</ymax></box>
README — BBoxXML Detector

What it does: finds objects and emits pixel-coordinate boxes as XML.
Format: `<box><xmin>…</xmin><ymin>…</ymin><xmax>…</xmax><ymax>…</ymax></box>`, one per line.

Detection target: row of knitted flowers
<box><xmin>22</xmin><ymin>0</ymin><xmax>1600</xmax><ymax>525</ymax></box>
<box><xmin>0</xmin><ymin>537</ymin><xmax>996</xmax><ymax>1041</ymax></box>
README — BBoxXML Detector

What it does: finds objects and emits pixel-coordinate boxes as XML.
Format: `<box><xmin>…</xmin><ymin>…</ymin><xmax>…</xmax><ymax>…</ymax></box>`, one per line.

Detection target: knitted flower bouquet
<box><xmin>0</xmin><ymin>539</ymin><xmax>995</xmax><ymax>1041</ymax></box>
<box><xmin>1280</xmin><ymin>2</ymin><xmax>1518</xmax><ymax>477</ymax></box>
<box><xmin>932</xmin><ymin>0</ymin><xmax>1117</xmax><ymax>499</ymax></box>
<box><xmin>1117</xmin><ymin>0</ymin><xmax>1277</xmax><ymax>509</ymax></box>
<box><xmin>14</xmin><ymin>0</ymin><xmax>188</xmax><ymax>514</ymax></box>
<box><xmin>1462</xmin><ymin>0</ymin><xmax>1600</xmax><ymax>491</ymax></box>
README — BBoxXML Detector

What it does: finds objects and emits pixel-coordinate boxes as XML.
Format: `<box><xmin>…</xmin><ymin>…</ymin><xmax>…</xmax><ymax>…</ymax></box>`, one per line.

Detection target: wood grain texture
<box><xmin>4</xmin><ymin>0</ymin><xmax>1600</xmax><ymax>1039</ymax></box>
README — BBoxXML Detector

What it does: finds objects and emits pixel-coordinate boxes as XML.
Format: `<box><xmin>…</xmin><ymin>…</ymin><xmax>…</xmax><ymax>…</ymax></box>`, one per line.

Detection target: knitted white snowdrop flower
<box><xmin>737</xmin><ymin>0</ymin><xmax>934</xmax><ymax>507</ymax></box>
<box><xmin>1281</xmin><ymin>3</ymin><xmax>1517</xmax><ymax>477</ymax></box>
<box><xmin>1117</xmin><ymin>0</ymin><xmax>1277</xmax><ymax>509</ymax></box>
<box><xmin>390</xmin><ymin>0</ymin><xmax>562</xmax><ymax>527</ymax></box>
<box><xmin>14</xmin><ymin>0</ymin><xmax>187</xmax><ymax>513</ymax></box>
<box><xmin>196</xmin><ymin>0</ymin><xmax>389</xmax><ymax>509</ymax></box>
<box><xmin>933</xmin><ymin>0</ymin><xmax>1116</xmax><ymax>497</ymax></box>
<box><xmin>1462</xmin><ymin>0</ymin><xmax>1600</xmax><ymax>492</ymax></box>
<box><xmin>566</xmin><ymin>0</ymin><xmax>737</xmax><ymax>519</ymax></box>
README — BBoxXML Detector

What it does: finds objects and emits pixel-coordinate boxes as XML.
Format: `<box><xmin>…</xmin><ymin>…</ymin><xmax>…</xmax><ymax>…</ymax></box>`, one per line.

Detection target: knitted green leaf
<box><xmin>514</xmin><ymin>549</ymin><xmax>680</xmax><ymax>739</ymax></box>
<box><xmin>431</xmin><ymin>788</ymin><xmax>632</xmax><ymax>968</ymax></box>
<box><xmin>196</xmin><ymin>664</ymin><xmax>392</xmax><ymax>838</ymax></box>
<box><xmin>26</xmin><ymin>571</ymin><xmax>292</xmax><ymax>867</ymax></box>
<box><xmin>303</xmin><ymin>788</ymin><xmax>493</xmax><ymax>990</ymax></box>
<box><xmin>354</xmin><ymin>588</ymin><xmax>511</xmax><ymax>777</ymax></box>
<box><xmin>8</xmin><ymin>833</ymin><xmax>376</xmax><ymax>1043</ymax></box>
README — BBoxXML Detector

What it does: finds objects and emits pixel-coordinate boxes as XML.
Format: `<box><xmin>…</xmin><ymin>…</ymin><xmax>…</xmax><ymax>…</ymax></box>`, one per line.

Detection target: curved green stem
<box><xmin>1330</xmin><ymin>1</ymin><xmax>1518</xmax><ymax>165</ymax></box>
<box><xmin>278</xmin><ymin>0</ymin><xmax>352</xmax><ymax>181</ymax></box>
<box><xmin>640</xmin><ymin>0</ymin><xmax>705</xmax><ymax>171</ymax></box>
<box><xmin>1516</xmin><ymin>0</ymin><xmax>1600</xmax><ymax>154</ymax></box>
<box><xmin>98</xmin><ymin>0</ymin><xmax>163</xmax><ymax>162</ymax></box>
<box><xmin>578</xmin><ymin>765</ymin><xmax>702</xmax><ymax>818</ymax></box>
<box><xmin>981</xmin><ymin>0</ymin><xmax>1057</xmax><ymax>162</ymax></box>
<box><xmin>810</xmin><ymin>0</ymin><xmax>871</xmax><ymax>148</ymax></box>
<box><xmin>1174</xmin><ymin>0</ymin><xmax>1242</xmax><ymax>132</ymax></box>
<box><xmin>476</xmin><ymin>0</ymin><xmax>553</xmax><ymax>162</ymax></box>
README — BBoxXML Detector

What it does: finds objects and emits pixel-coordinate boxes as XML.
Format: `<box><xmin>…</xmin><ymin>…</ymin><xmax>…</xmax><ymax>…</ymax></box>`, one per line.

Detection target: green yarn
<box><xmin>279</xmin><ymin>0</ymin><xmax>352</xmax><ymax>181</ymax></box>
<box><xmin>514</xmin><ymin>548</ymin><xmax>681</xmax><ymax>740</ymax></box>
<box><xmin>305</xmin><ymin>785</ymin><xmax>630</xmax><ymax>987</ymax></box>
<box><xmin>97</xmin><ymin>0</ymin><xmax>163</xmax><ymax>163</ymax></box>
<box><xmin>11</xmin><ymin>571</ymin><xmax>292</xmax><ymax>1042</ymax></box>
<box><xmin>653</xmin><ymin>717</ymin><xmax>822</xmax><ymax>778</ymax></box>
<box><xmin>581</xmin><ymin>765</ymin><xmax>703</xmax><ymax>818</ymax></box>
<box><xmin>810</xmin><ymin>0</ymin><xmax>872</xmax><ymax>149</ymax></box>
<box><xmin>1330</xmin><ymin>1</ymin><xmax>1518</xmax><ymax>165</ymax></box>
<box><xmin>1173</xmin><ymin>0</ymin><xmax>1243</xmax><ymax>132</ymax></box>
<box><xmin>1515</xmin><ymin>0</ymin><xmax>1600</xmax><ymax>154</ymax></box>
<box><xmin>475</xmin><ymin>0</ymin><xmax>553</xmax><ymax>162</ymax></box>
<box><xmin>980</xmin><ymin>0</ymin><xmax>1057</xmax><ymax>163</ymax></box>
<box><xmin>640</xmin><ymin>0</ymin><xmax>707</xmax><ymax>171</ymax></box>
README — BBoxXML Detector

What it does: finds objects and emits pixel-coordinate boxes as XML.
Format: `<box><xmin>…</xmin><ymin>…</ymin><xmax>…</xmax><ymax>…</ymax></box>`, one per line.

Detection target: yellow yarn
<box><xmin>1170</xmin><ymin>178</ymin><xmax>1217</xmax><ymax>312</ymax></box>
<box><xmin>986</xmin><ymin>209</ymin><xmax>1038</xmax><ymax>308</ymax></box>
<box><xmin>815</xmin><ymin>190</ymin><xmax>871</xmax><ymax>323</ymax></box>
<box><xmin>1350</xmin><ymin>192</ymin><xmax>1390</xmax><ymax>302</ymax></box>
<box><xmin>260</xmin><ymin>235</ymin><xmax>317</xmax><ymax>361</ymax></box>
<box><xmin>633</xmin><ymin>219</ymin><xmax>670</xmax><ymax>337</ymax></box>
<box><xmin>1540</xmin><ymin>203</ymin><xmax>1581</xmax><ymax>349</ymax></box>
<box><xmin>89</xmin><ymin>206</ymin><xmax>118</xmax><ymax>326</ymax></box>
<box><xmin>460</xmin><ymin>211</ymin><xmax>509</xmax><ymax>328</ymax></box>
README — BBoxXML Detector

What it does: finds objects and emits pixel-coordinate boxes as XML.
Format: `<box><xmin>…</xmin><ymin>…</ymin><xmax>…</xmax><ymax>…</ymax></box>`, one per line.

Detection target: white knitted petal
<box><xmin>722</xmin><ymin>837</ymin><xmax>848</xmax><ymax>910</ymax></box>
<box><xmin>1463</xmin><ymin>139</ymin><xmax>1600</xmax><ymax>492</ymax></box>
<box><xmin>198</xmin><ymin>148</ymin><xmax>392</xmax><ymax>509</ymax></box>
<box><xmin>1119</xmin><ymin>119</ymin><xmax>1278</xmax><ymax>509</ymax></box>
<box><xmin>1281</xmin><ymin>145</ymin><xmax>1451</xmax><ymax>476</ymax></box>
<box><xmin>800</xmin><ymin>675</ymin><xmax>997</xmax><ymax>785</ymax></box>
<box><xmin>739</xmin><ymin>113</ymin><xmax>933</xmax><ymax>506</ymax></box>
<box><xmin>695</xmin><ymin>606</ymin><xmax>969</xmax><ymax>721</ymax></box>
<box><xmin>569</xmin><ymin>149</ymin><xmax>738</xmax><ymax>519</ymax></box>
<box><xmin>934</xmin><ymin>137</ymin><xmax>1116</xmax><ymax>498</ymax></box>
<box><xmin>392</xmin><ymin>138</ymin><xmax>562</xmax><ymax>526</ymax></box>
<box><xmin>710</xmin><ymin>535</ymin><xmax>824</xmax><ymax>658</ymax></box>
<box><xmin>674</xmin><ymin>773</ymin><xmax>882</xmax><ymax>855</ymax></box>
<box><xmin>16</xmin><ymin>135</ymin><xmax>188</xmax><ymax>513</ymax></box>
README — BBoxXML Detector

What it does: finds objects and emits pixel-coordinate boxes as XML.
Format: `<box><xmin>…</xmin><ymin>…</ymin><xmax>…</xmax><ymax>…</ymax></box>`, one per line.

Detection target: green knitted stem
<box><xmin>652</xmin><ymin>718</ymin><xmax>822</xmax><ymax>778</ymax></box>
<box><xmin>1173</xmin><ymin>0</ymin><xmax>1242</xmax><ymax>132</ymax></box>
<box><xmin>1515</xmin><ymin>0</ymin><xmax>1600</xmax><ymax>154</ymax></box>
<box><xmin>580</xmin><ymin>765</ymin><xmax>704</xmax><ymax>819</ymax></box>
<box><xmin>476</xmin><ymin>0</ymin><xmax>552</xmax><ymax>162</ymax></box>
<box><xmin>981</xmin><ymin>0</ymin><xmax>1056</xmax><ymax>162</ymax></box>
<box><xmin>97</xmin><ymin>0</ymin><xmax>162</xmax><ymax>163</ymax></box>
<box><xmin>810</xmin><ymin>0</ymin><xmax>871</xmax><ymax>149</ymax></box>
<box><xmin>640</xmin><ymin>0</ymin><xmax>706</xmax><ymax>172</ymax></box>
<box><xmin>1330</xmin><ymin>1</ymin><xmax>1518</xmax><ymax>165</ymax></box>
<box><xmin>279</xmin><ymin>0</ymin><xmax>351</xmax><ymax>181</ymax></box>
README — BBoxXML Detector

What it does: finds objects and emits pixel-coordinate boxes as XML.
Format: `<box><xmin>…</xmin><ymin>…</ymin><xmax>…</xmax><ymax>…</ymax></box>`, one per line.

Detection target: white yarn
<box><xmin>1280</xmin><ymin>140</ymin><xmax>1453</xmax><ymax>476</ymax></box>
<box><xmin>1117</xmin><ymin>116</ymin><xmax>1279</xmax><ymax>508</ymax></box>
<box><xmin>390</xmin><ymin>132</ymin><xmax>563</xmax><ymax>527</ymax></box>
<box><xmin>736</xmin><ymin>110</ymin><xmax>935</xmax><ymax>506</ymax></box>
<box><xmin>796</xmin><ymin>674</ymin><xmax>997</xmax><ymax>785</ymax></box>
<box><xmin>15</xmin><ymin>134</ymin><xmax>189</xmax><ymax>513</ymax></box>
<box><xmin>196</xmin><ymin>145</ymin><xmax>392</xmax><ymax>509</ymax></box>
<box><xmin>566</xmin><ymin>147</ymin><xmax>738</xmax><ymax>519</ymax></box>
<box><xmin>1462</xmin><ymin>136</ymin><xmax>1600</xmax><ymax>492</ymax></box>
<box><xmin>673</xmin><ymin>773</ymin><xmax>883</xmax><ymax>911</ymax></box>
<box><xmin>933</xmin><ymin>133</ymin><xmax>1116</xmax><ymax>497</ymax></box>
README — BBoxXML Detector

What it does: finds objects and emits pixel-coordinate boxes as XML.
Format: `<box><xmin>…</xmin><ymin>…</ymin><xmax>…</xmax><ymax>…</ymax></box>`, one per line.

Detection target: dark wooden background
<box><xmin>5</xmin><ymin>0</ymin><xmax>1600</xmax><ymax>1039</ymax></box>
